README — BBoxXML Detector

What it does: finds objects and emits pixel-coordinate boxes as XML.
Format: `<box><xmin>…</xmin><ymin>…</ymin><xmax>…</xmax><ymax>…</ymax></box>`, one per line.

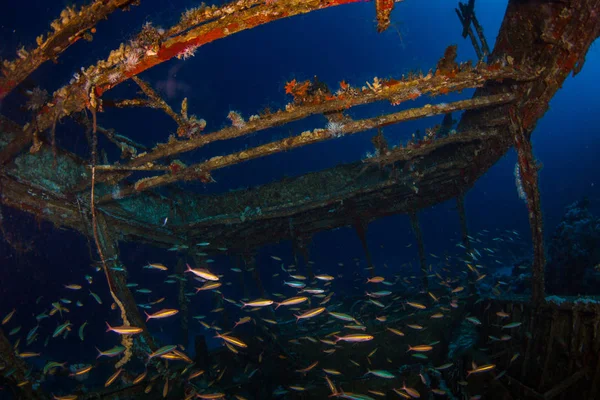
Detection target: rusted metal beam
<box><xmin>455</xmin><ymin>4</ymin><xmax>483</xmax><ymax>60</ymax></box>
<box><xmin>469</xmin><ymin>7</ymin><xmax>490</xmax><ymax>57</ymax></box>
<box><xmin>455</xmin><ymin>0</ymin><xmax>489</xmax><ymax>60</ymax></box>
<box><xmin>0</xmin><ymin>124</ymin><xmax>502</xmax><ymax>254</ymax></box>
<box><xmin>0</xmin><ymin>128</ymin><xmax>35</xmax><ymax>166</ymax></box>
<box><xmin>512</xmin><ymin>112</ymin><xmax>545</xmax><ymax>304</ymax></box>
<box><xmin>94</xmin><ymin>212</ymin><xmax>157</xmax><ymax>356</ymax></box>
<box><xmin>375</xmin><ymin>0</ymin><xmax>396</xmax><ymax>33</ymax></box>
<box><xmin>96</xmin><ymin>93</ymin><xmax>516</xmax><ymax>203</ymax></box>
<box><xmin>0</xmin><ymin>0</ymin><xmax>370</xmax><ymax>167</ymax></box>
<box><xmin>0</xmin><ymin>170</ymin><xmax>183</xmax><ymax>248</ymax></box>
<box><xmin>175</xmin><ymin>127</ymin><xmax>509</xmax><ymax>251</ymax></box>
<box><xmin>0</xmin><ymin>0</ymin><xmax>139</xmax><ymax>100</ymax></box>
<box><xmin>93</xmin><ymin>64</ymin><xmax>531</xmax><ymax>178</ymax></box>
<box><xmin>504</xmin><ymin>373</ymin><xmax>544</xmax><ymax>399</ymax></box>
<box><xmin>456</xmin><ymin>0</ymin><xmax>600</xmax><ymax>306</ymax></box>
<box><xmin>543</xmin><ymin>369</ymin><xmax>587</xmax><ymax>399</ymax></box>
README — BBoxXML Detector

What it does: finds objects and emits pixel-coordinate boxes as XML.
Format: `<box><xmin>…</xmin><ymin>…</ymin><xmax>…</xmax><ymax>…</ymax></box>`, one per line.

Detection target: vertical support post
<box><xmin>88</xmin><ymin>106</ymin><xmax>156</xmax><ymax>366</ymax></box>
<box><xmin>457</xmin><ymin>194</ymin><xmax>476</xmax><ymax>294</ymax></box>
<box><xmin>175</xmin><ymin>257</ymin><xmax>189</xmax><ymax>347</ymax></box>
<box><xmin>538</xmin><ymin>310</ymin><xmax>558</xmax><ymax>390</ymax></box>
<box><xmin>375</xmin><ymin>0</ymin><xmax>395</xmax><ymax>33</ymax></box>
<box><xmin>95</xmin><ymin>213</ymin><xmax>157</xmax><ymax>354</ymax></box>
<box><xmin>455</xmin><ymin>8</ymin><xmax>483</xmax><ymax>60</ymax></box>
<box><xmin>470</xmin><ymin>11</ymin><xmax>490</xmax><ymax>57</ymax></box>
<box><xmin>512</xmin><ymin>113</ymin><xmax>545</xmax><ymax>304</ymax></box>
<box><xmin>409</xmin><ymin>211</ymin><xmax>429</xmax><ymax>291</ymax></box>
<box><xmin>520</xmin><ymin>312</ymin><xmax>536</xmax><ymax>380</ymax></box>
<box><xmin>354</xmin><ymin>218</ymin><xmax>375</xmax><ymax>277</ymax></box>
<box><xmin>455</xmin><ymin>0</ymin><xmax>489</xmax><ymax>61</ymax></box>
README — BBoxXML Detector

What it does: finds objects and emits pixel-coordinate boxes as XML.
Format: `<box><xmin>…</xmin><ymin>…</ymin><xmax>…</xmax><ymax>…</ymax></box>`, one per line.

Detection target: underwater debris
<box><xmin>455</xmin><ymin>0</ymin><xmax>490</xmax><ymax>61</ymax></box>
<box><xmin>0</xmin><ymin>0</ymin><xmax>599</xmax><ymax>398</ymax></box>
<box><xmin>88</xmin><ymin>59</ymin><xmax>533</xmax><ymax>182</ymax></box>
<box><xmin>6</xmin><ymin>0</ymin><xmax>371</xmax><ymax>156</ymax></box>
<box><xmin>0</xmin><ymin>0</ymin><xmax>140</xmax><ymax>100</ymax></box>
<box><xmin>512</xmin><ymin>108</ymin><xmax>546</xmax><ymax>303</ymax></box>
<box><xmin>375</xmin><ymin>0</ymin><xmax>398</xmax><ymax>33</ymax></box>
<box><xmin>124</xmin><ymin>76</ymin><xmax>207</xmax><ymax>138</ymax></box>
<box><xmin>96</xmin><ymin>92</ymin><xmax>517</xmax><ymax>203</ymax></box>
<box><xmin>285</xmin><ymin>77</ymin><xmax>333</xmax><ymax>104</ymax></box>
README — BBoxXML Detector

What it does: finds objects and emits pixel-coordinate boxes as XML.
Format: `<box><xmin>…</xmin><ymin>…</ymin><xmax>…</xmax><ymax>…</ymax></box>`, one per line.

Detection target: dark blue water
<box><xmin>1</xmin><ymin>0</ymin><xmax>599</xmax><ymax>398</ymax></box>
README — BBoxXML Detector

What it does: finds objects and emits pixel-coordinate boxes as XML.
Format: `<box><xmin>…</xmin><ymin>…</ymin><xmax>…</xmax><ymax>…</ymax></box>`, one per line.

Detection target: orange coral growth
<box><xmin>285</xmin><ymin>79</ymin><xmax>297</xmax><ymax>95</ymax></box>
<box><xmin>285</xmin><ymin>79</ymin><xmax>312</xmax><ymax>102</ymax></box>
<box><xmin>294</xmin><ymin>81</ymin><xmax>310</xmax><ymax>97</ymax></box>
<box><xmin>382</xmin><ymin>78</ymin><xmax>399</xmax><ymax>88</ymax></box>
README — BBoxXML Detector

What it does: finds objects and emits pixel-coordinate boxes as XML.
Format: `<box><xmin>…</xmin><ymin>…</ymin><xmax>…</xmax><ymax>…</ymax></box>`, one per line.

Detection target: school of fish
<box><xmin>0</xmin><ymin>229</ymin><xmax>529</xmax><ymax>399</ymax></box>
